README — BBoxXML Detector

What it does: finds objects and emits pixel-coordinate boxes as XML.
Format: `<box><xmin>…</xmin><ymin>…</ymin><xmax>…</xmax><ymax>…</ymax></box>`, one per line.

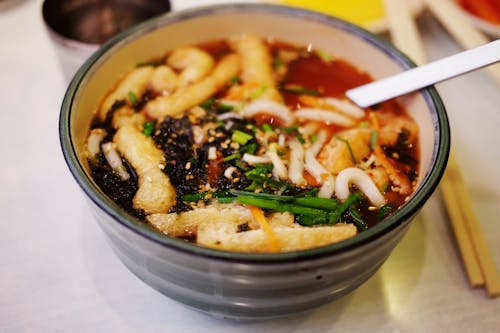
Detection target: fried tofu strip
<box><xmin>167</xmin><ymin>47</ymin><xmax>215</xmax><ymax>87</ymax></box>
<box><xmin>99</xmin><ymin>66</ymin><xmax>155</xmax><ymax>120</ymax></box>
<box><xmin>145</xmin><ymin>54</ymin><xmax>241</xmax><ymax>120</ymax></box>
<box><xmin>147</xmin><ymin>203</ymin><xmax>256</xmax><ymax>237</ymax></box>
<box><xmin>111</xmin><ymin>105</ymin><xmax>147</xmax><ymax>130</ymax></box>
<box><xmin>150</xmin><ymin>65</ymin><xmax>179</xmax><ymax>94</ymax></box>
<box><xmin>318</xmin><ymin>128</ymin><xmax>372</xmax><ymax>175</ymax></box>
<box><xmin>198</xmin><ymin>221</ymin><xmax>356</xmax><ymax>253</ymax></box>
<box><xmin>113</xmin><ymin>125</ymin><xmax>176</xmax><ymax>214</ymax></box>
<box><xmin>147</xmin><ymin>204</ymin><xmax>294</xmax><ymax>237</ymax></box>
<box><xmin>231</xmin><ymin>35</ymin><xmax>283</xmax><ymax>102</ymax></box>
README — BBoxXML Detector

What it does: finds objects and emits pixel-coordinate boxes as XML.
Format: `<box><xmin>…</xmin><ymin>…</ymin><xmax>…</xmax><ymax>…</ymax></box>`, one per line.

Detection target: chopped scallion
<box><xmin>232</xmin><ymin>130</ymin><xmax>253</xmax><ymax>145</ymax></box>
<box><xmin>251</xmin><ymin>84</ymin><xmax>268</xmax><ymax>99</ymax></box>
<box><xmin>282</xmin><ymin>85</ymin><xmax>320</xmax><ymax>96</ymax></box>
<box><xmin>262</xmin><ymin>123</ymin><xmax>273</xmax><ymax>132</ymax></box>
<box><xmin>334</xmin><ymin>135</ymin><xmax>357</xmax><ymax>164</ymax></box>
<box><xmin>370</xmin><ymin>130</ymin><xmax>378</xmax><ymax>151</ymax></box>
<box><xmin>223</xmin><ymin>153</ymin><xmax>241</xmax><ymax>162</ymax></box>
<box><xmin>127</xmin><ymin>91</ymin><xmax>138</xmax><ymax>104</ymax></box>
<box><xmin>142</xmin><ymin>121</ymin><xmax>155</xmax><ymax>137</ymax></box>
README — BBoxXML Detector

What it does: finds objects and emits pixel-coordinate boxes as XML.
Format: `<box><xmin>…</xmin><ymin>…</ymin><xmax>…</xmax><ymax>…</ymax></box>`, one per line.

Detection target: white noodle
<box><xmin>335</xmin><ymin>167</ymin><xmax>386</xmax><ymax>207</ymax></box>
<box><xmin>87</xmin><ymin>128</ymin><xmax>107</xmax><ymax>158</ymax></box>
<box><xmin>323</xmin><ymin>97</ymin><xmax>366</xmax><ymax>119</ymax></box>
<box><xmin>101</xmin><ymin>142</ymin><xmax>130</xmax><ymax>181</ymax></box>
<box><xmin>267</xmin><ymin>151</ymin><xmax>288</xmax><ymax>180</ymax></box>
<box><xmin>224</xmin><ymin>166</ymin><xmax>237</xmax><ymax>179</ymax></box>
<box><xmin>216</xmin><ymin>112</ymin><xmax>244</xmax><ymax>121</ymax></box>
<box><xmin>240</xmin><ymin>99</ymin><xmax>295</xmax><ymax>126</ymax></box>
<box><xmin>299</xmin><ymin>121</ymin><xmax>320</xmax><ymax>136</ymax></box>
<box><xmin>319</xmin><ymin>175</ymin><xmax>335</xmax><ymax>198</ymax></box>
<box><xmin>278</xmin><ymin>134</ymin><xmax>286</xmax><ymax>147</ymax></box>
<box><xmin>295</xmin><ymin>108</ymin><xmax>355</xmax><ymax>127</ymax></box>
<box><xmin>303</xmin><ymin>131</ymin><xmax>336</xmax><ymax>198</ymax></box>
<box><xmin>304</xmin><ymin>131</ymin><xmax>329</xmax><ymax>183</ymax></box>
<box><xmin>288</xmin><ymin>138</ymin><xmax>306</xmax><ymax>186</ymax></box>
<box><xmin>242</xmin><ymin>153</ymin><xmax>271</xmax><ymax>165</ymax></box>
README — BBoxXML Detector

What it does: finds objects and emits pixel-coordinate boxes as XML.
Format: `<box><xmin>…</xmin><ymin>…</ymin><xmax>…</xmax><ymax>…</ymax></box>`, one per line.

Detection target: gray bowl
<box><xmin>59</xmin><ymin>4</ymin><xmax>449</xmax><ymax>320</ymax></box>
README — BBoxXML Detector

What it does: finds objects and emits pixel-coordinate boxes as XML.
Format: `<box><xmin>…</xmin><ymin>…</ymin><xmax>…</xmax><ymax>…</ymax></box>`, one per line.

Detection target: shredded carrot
<box><xmin>224</xmin><ymin>82</ymin><xmax>261</xmax><ymax>100</ymax></box>
<box><xmin>369</xmin><ymin>112</ymin><xmax>411</xmax><ymax>195</ymax></box>
<box><xmin>248</xmin><ymin>206</ymin><xmax>280</xmax><ymax>253</ymax></box>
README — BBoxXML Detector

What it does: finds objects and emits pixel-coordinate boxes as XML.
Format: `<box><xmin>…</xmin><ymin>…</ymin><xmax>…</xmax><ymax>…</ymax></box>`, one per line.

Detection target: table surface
<box><xmin>1</xmin><ymin>0</ymin><xmax>499</xmax><ymax>332</ymax></box>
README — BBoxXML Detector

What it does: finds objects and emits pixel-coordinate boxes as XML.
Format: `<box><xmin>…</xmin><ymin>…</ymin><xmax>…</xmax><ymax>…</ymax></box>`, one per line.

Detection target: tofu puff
<box><xmin>86</xmin><ymin>36</ymin><xmax>419</xmax><ymax>252</ymax></box>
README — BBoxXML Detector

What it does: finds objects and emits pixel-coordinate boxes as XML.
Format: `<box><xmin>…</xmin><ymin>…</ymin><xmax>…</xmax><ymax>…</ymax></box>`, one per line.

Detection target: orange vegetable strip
<box><xmin>248</xmin><ymin>206</ymin><xmax>280</xmax><ymax>253</ymax></box>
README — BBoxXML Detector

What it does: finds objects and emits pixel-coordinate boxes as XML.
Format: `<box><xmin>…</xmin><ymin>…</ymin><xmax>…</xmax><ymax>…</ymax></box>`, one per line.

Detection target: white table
<box><xmin>1</xmin><ymin>1</ymin><xmax>499</xmax><ymax>332</ymax></box>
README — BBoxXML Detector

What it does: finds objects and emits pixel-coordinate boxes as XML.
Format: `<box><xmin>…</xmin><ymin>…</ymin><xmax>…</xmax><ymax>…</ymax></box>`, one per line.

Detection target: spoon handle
<box><xmin>346</xmin><ymin>39</ymin><xmax>500</xmax><ymax>108</ymax></box>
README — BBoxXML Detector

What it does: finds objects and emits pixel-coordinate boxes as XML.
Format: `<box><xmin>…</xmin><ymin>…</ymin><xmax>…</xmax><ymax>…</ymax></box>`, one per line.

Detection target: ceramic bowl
<box><xmin>60</xmin><ymin>4</ymin><xmax>449</xmax><ymax>320</ymax></box>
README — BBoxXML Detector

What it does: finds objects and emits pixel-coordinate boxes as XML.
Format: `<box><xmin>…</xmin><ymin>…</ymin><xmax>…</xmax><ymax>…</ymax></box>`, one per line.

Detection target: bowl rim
<box><xmin>60</xmin><ymin>3</ymin><xmax>450</xmax><ymax>263</ymax></box>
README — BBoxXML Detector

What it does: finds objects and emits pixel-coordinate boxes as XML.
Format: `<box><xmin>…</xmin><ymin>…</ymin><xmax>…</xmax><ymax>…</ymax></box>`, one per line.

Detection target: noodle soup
<box><xmin>87</xmin><ymin>36</ymin><xmax>419</xmax><ymax>253</ymax></box>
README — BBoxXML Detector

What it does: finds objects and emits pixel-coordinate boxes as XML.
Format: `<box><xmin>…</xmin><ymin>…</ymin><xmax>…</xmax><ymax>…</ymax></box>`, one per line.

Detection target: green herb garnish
<box><xmin>334</xmin><ymin>135</ymin><xmax>357</xmax><ymax>164</ymax></box>
<box><xmin>143</xmin><ymin>121</ymin><xmax>155</xmax><ymax>136</ymax></box>
<box><xmin>370</xmin><ymin>130</ymin><xmax>378</xmax><ymax>151</ymax></box>
<box><xmin>223</xmin><ymin>153</ymin><xmax>241</xmax><ymax>162</ymax></box>
<box><xmin>127</xmin><ymin>91</ymin><xmax>138</xmax><ymax>104</ymax></box>
<box><xmin>232</xmin><ymin>130</ymin><xmax>253</xmax><ymax>145</ymax></box>
<box><xmin>199</xmin><ymin>97</ymin><xmax>215</xmax><ymax>110</ymax></box>
<box><xmin>251</xmin><ymin>84</ymin><xmax>268</xmax><ymax>99</ymax></box>
<box><xmin>282</xmin><ymin>85</ymin><xmax>320</xmax><ymax>96</ymax></box>
<box><xmin>262</xmin><ymin>123</ymin><xmax>273</xmax><ymax>132</ymax></box>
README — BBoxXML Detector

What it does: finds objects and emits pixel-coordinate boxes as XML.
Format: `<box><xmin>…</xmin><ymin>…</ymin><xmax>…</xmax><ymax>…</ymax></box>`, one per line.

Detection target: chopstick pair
<box><xmin>383</xmin><ymin>0</ymin><xmax>500</xmax><ymax>297</ymax></box>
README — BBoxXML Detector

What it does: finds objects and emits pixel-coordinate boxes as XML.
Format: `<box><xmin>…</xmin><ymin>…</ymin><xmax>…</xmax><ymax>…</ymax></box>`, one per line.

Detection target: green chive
<box><xmin>376</xmin><ymin>203</ymin><xmax>394</xmax><ymax>221</ymax></box>
<box><xmin>229</xmin><ymin>76</ymin><xmax>241</xmax><ymax>86</ymax></box>
<box><xmin>232</xmin><ymin>130</ymin><xmax>253</xmax><ymax>145</ymax></box>
<box><xmin>282</xmin><ymin>85</ymin><xmax>320</xmax><ymax>96</ymax></box>
<box><xmin>143</xmin><ymin>121</ymin><xmax>155</xmax><ymax>136</ymax></box>
<box><xmin>217</xmin><ymin>103</ymin><xmax>234</xmax><ymax>112</ymax></box>
<box><xmin>370</xmin><ymin>130</ymin><xmax>378</xmax><ymax>150</ymax></box>
<box><xmin>230</xmin><ymin>190</ymin><xmax>295</xmax><ymax>202</ymax></box>
<box><xmin>348</xmin><ymin>206</ymin><xmax>368</xmax><ymax>230</ymax></box>
<box><xmin>334</xmin><ymin>135</ymin><xmax>357</xmax><ymax>164</ymax></box>
<box><xmin>239</xmin><ymin>142</ymin><xmax>258</xmax><ymax>155</ymax></box>
<box><xmin>251</xmin><ymin>84</ymin><xmax>268</xmax><ymax>99</ymax></box>
<box><xmin>199</xmin><ymin>98</ymin><xmax>215</xmax><ymax>110</ymax></box>
<box><xmin>262</xmin><ymin>123</ymin><xmax>273</xmax><ymax>132</ymax></box>
<box><xmin>310</xmin><ymin>133</ymin><xmax>318</xmax><ymax>143</ymax></box>
<box><xmin>328</xmin><ymin>192</ymin><xmax>361</xmax><ymax>224</ymax></box>
<box><xmin>223</xmin><ymin>153</ymin><xmax>241</xmax><ymax>162</ymax></box>
<box><xmin>294</xmin><ymin>197</ymin><xmax>339</xmax><ymax>209</ymax></box>
<box><xmin>127</xmin><ymin>91</ymin><xmax>138</xmax><ymax>104</ymax></box>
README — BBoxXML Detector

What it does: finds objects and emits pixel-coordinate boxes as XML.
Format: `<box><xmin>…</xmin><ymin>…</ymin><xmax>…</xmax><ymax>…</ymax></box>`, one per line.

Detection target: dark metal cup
<box><xmin>42</xmin><ymin>0</ymin><xmax>171</xmax><ymax>82</ymax></box>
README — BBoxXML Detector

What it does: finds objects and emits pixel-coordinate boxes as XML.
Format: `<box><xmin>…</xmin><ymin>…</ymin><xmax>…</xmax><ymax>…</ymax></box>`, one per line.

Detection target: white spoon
<box><xmin>346</xmin><ymin>39</ymin><xmax>500</xmax><ymax>108</ymax></box>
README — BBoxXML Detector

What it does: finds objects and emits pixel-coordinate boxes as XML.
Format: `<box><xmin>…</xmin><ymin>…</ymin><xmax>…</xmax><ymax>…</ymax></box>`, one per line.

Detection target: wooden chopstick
<box><xmin>383</xmin><ymin>0</ymin><xmax>426</xmax><ymax>65</ymax></box>
<box><xmin>442</xmin><ymin>154</ymin><xmax>500</xmax><ymax>296</ymax></box>
<box><xmin>424</xmin><ymin>0</ymin><xmax>500</xmax><ymax>85</ymax></box>
<box><xmin>423</xmin><ymin>0</ymin><xmax>500</xmax><ymax>297</ymax></box>
<box><xmin>383</xmin><ymin>0</ymin><xmax>500</xmax><ymax>297</ymax></box>
<box><xmin>439</xmin><ymin>153</ymin><xmax>485</xmax><ymax>287</ymax></box>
